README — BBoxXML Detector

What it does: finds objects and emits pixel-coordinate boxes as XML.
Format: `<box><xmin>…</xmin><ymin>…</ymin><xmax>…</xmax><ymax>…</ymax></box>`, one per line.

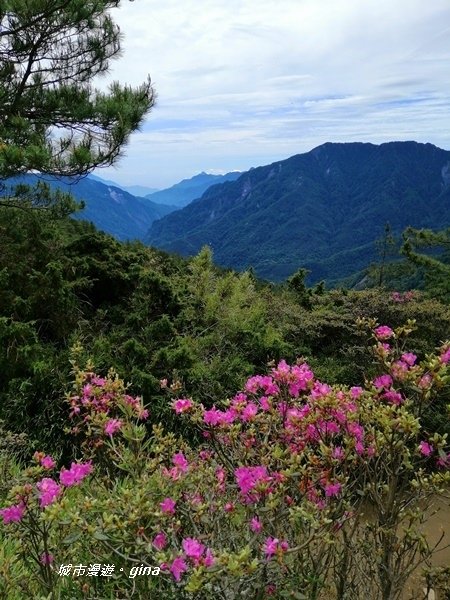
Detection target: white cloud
<box><xmin>96</xmin><ymin>0</ymin><xmax>450</xmax><ymax>188</ymax></box>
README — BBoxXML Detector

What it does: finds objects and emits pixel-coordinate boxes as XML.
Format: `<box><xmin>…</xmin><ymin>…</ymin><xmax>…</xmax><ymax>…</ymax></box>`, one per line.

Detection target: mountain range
<box><xmin>89</xmin><ymin>174</ymin><xmax>159</xmax><ymax>198</ymax></box>
<box><xmin>145</xmin><ymin>141</ymin><xmax>450</xmax><ymax>283</ymax></box>
<box><xmin>2</xmin><ymin>174</ymin><xmax>175</xmax><ymax>241</ymax></box>
<box><xmin>144</xmin><ymin>171</ymin><xmax>242</xmax><ymax>207</ymax></box>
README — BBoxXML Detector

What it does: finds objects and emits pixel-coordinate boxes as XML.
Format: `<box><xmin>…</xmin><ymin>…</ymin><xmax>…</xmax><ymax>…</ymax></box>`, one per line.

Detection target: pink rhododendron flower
<box><xmin>36</xmin><ymin>478</ymin><xmax>61</xmax><ymax>507</ymax></box>
<box><xmin>347</xmin><ymin>422</ymin><xmax>364</xmax><ymax>441</ymax></box>
<box><xmin>182</xmin><ymin>537</ymin><xmax>205</xmax><ymax>563</ymax></box>
<box><xmin>235</xmin><ymin>465</ymin><xmax>271</xmax><ymax>500</ymax></box>
<box><xmin>40</xmin><ymin>455</ymin><xmax>55</xmax><ymax>470</ymax></box>
<box><xmin>39</xmin><ymin>552</ymin><xmax>54</xmax><ymax>565</ymax></box>
<box><xmin>173</xmin><ymin>398</ymin><xmax>193</xmax><ymax>414</ymax></box>
<box><xmin>373</xmin><ymin>374</ymin><xmax>393</xmax><ymax>389</ymax></box>
<box><xmin>153</xmin><ymin>532</ymin><xmax>167</xmax><ymax>550</ymax></box>
<box><xmin>310</xmin><ymin>381</ymin><xmax>332</xmax><ymax>399</ymax></box>
<box><xmin>160</xmin><ymin>497</ymin><xmax>176</xmax><ymax>515</ymax></box>
<box><xmin>374</xmin><ymin>325</ymin><xmax>394</xmax><ymax>340</ymax></box>
<box><xmin>204</xmin><ymin>548</ymin><xmax>215</xmax><ymax>567</ymax></box>
<box><xmin>172</xmin><ymin>452</ymin><xmax>189</xmax><ymax>473</ymax></box>
<box><xmin>324</xmin><ymin>482</ymin><xmax>342</xmax><ymax>497</ymax></box>
<box><xmin>250</xmin><ymin>517</ymin><xmax>262</xmax><ymax>533</ymax></box>
<box><xmin>259</xmin><ymin>396</ymin><xmax>271</xmax><ymax>411</ymax></box>
<box><xmin>199</xmin><ymin>450</ymin><xmax>212</xmax><ymax>461</ymax></box>
<box><xmin>437</xmin><ymin>453</ymin><xmax>450</xmax><ymax>468</ymax></box>
<box><xmin>382</xmin><ymin>390</ymin><xmax>404</xmax><ymax>405</ymax></box>
<box><xmin>0</xmin><ymin>502</ymin><xmax>25</xmax><ymax>524</ymax></box>
<box><xmin>104</xmin><ymin>418</ymin><xmax>122</xmax><ymax>436</ymax></box>
<box><xmin>203</xmin><ymin>407</ymin><xmax>224</xmax><ymax>426</ymax></box>
<box><xmin>241</xmin><ymin>402</ymin><xmax>258</xmax><ymax>422</ymax></box>
<box><xmin>355</xmin><ymin>441</ymin><xmax>365</xmax><ymax>455</ymax></box>
<box><xmin>418</xmin><ymin>373</ymin><xmax>432</xmax><ymax>389</ymax></box>
<box><xmin>440</xmin><ymin>347</ymin><xmax>450</xmax><ymax>364</ymax></box>
<box><xmin>401</xmin><ymin>352</ymin><xmax>417</xmax><ymax>366</ymax></box>
<box><xmin>332</xmin><ymin>446</ymin><xmax>345</xmax><ymax>460</ymax></box>
<box><xmin>264</xmin><ymin>537</ymin><xmax>289</xmax><ymax>558</ymax></box>
<box><xmin>419</xmin><ymin>441</ymin><xmax>433</xmax><ymax>456</ymax></box>
<box><xmin>59</xmin><ymin>462</ymin><xmax>93</xmax><ymax>487</ymax></box>
<box><xmin>350</xmin><ymin>386</ymin><xmax>363</xmax><ymax>398</ymax></box>
<box><xmin>137</xmin><ymin>407</ymin><xmax>149</xmax><ymax>420</ymax></box>
<box><xmin>170</xmin><ymin>556</ymin><xmax>188</xmax><ymax>582</ymax></box>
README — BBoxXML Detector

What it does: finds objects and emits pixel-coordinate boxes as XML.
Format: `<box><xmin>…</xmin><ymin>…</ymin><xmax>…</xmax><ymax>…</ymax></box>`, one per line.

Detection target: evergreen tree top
<box><xmin>0</xmin><ymin>0</ymin><xmax>154</xmax><ymax>179</ymax></box>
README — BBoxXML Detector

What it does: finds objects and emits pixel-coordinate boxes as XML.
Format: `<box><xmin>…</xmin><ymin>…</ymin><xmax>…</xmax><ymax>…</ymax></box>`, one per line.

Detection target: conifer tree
<box><xmin>0</xmin><ymin>0</ymin><xmax>154</xmax><ymax>181</ymax></box>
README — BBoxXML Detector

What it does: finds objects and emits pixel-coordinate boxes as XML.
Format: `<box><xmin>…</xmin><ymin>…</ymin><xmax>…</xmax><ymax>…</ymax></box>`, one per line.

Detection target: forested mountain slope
<box><xmin>146</xmin><ymin>142</ymin><xmax>450</xmax><ymax>282</ymax></box>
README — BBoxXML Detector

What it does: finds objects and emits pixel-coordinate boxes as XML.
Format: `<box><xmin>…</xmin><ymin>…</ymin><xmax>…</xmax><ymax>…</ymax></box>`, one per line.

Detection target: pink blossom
<box><xmin>310</xmin><ymin>381</ymin><xmax>332</xmax><ymax>399</ymax></box>
<box><xmin>264</xmin><ymin>537</ymin><xmax>279</xmax><ymax>557</ymax></box>
<box><xmin>440</xmin><ymin>347</ymin><xmax>450</xmax><ymax>364</ymax></box>
<box><xmin>182</xmin><ymin>538</ymin><xmax>205</xmax><ymax>563</ymax></box>
<box><xmin>324</xmin><ymin>482</ymin><xmax>342</xmax><ymax>498</ymax></box>
<box><xmin>355</xmin><ymin>441</ymin><xmax>365</xmax><ymax>455</ymax></box>
<box><xmin>235</xmin><ymin>465</ymin><xmax>271</xmax><ymax>500</ymax></box>
<box><xmin>245</xmin><ymin>376</ymin><xmax>262</xmax><ymax>393</ymax></box>
<box><xmin>59</xmin><ymin>462</ymin><xmax>93</xmax><ymax>487</ymax></box>
<box><xmin>0</xmin><ymin>503</ymin><xmax>25</xmax><ymax>524</ymax></box>
<box><xmin>36</xmin><ymin>478</ymin><xmax>61</xmax><ymax>507</ymax></box>
<box><xmin>347</xmin><ymin>422</ymin><xmax>364</xmax><ymax>441</ymax></box>
<box><xmin>272</xmin><ymin>359</ymin><xmax>291</xmax><ymax>382</ymax></box>
<box><xmin>241</xmin><ymin>402</ymin><xmax>258</xmax><ymax>422</ymax></box>
<box><xmin>172</xmin><ymin>452</ymin><xmax>189</xmax><ymax>473</ymax></box>
<box><xmin>216</xmin><ymin>467</ymin><xmax>226</xmax><ymax>491</ymax></box>
<box><xmin>418</xmin><ymin>373</ymin><xmax>432</xmax><ymax>389</ymax></box>
<box><xmin>391</xmin><ymin>360</ymin><xmax>409</xmax><ymax>380</ymax></box>
<box><xmin>137</xmin><ymin>408</ymin><xmax>149</xmax><ymax>420</ymax></box>
<box><xmin>259</xmin><ymin>396</ymin><xmax>271</xmax><ymax>411</ymax></box>
<box><xmin>419</xmin><ymin>441</ymin><xmax>433</xmax><ymax>456</ymax></box>
<box><xmin>373</xmin><ymin>374</ymin><xmax>393</xmax><ymax>389</ymax></box>
<box><xmin>173</xmin><ymin>398</ymin><xmax>193</xmax><ymax>414</ymax></box>
<box><xmin>203</xmin><ymin>407</ymin><xmax>223</xmax><ymax>426</ymax></box>
<box><xmin>104</xmin><ymin>418</ymin><xmax>122</xmax><ymax>436</ymax></box>
<box><xmin>250</xmin><ymin>517</ymin><xmax>262</xmax><ymax>533</ymax></box>
<box><xmin>264</xmin><ymin>537</ymin><xmax>289</xmax><ymax>558</ymax></box>
<box><xmin>160</xmin><ymin>497</ymin><xmax>176</xmax><ymax>515</ymax></box>
<box><xmin>332</xmin><ymin>446</ymin><xmax>345</xmax><ymax>460</ymax></box>
<box><xmin>350</xmin><ymin>386</ymin><xmax>363</xmax><ymax>398</ymax></box>
<box><xmin>153</xmin><ymin>532</ymin><xmax>167</xmax><ymax>550</ymax></box>
<box><xmin>40</xmin><ymin>455</ymin><xmax>55</xmax><ymax>470</ymax></box>
<box><xmin>401</xmin><ymin>352</ymin><xmax>417</xmax><ymax>366</ymax></box>
<box><xmin>382</xmin><ymin>390</ymin><xmax>404</xmax><ymax>405</ymax></box>
<box><xmin>374</xmin><ymin>325</ymin><xmax>394</xmax><ymax>340</ymax></box>
<box><xmin>221</xmin><ymin>409</ymin><xmax>237</xmax><ymax>424</ymax></box>
<box><xmin>39</xmin><ymin>552</ymin><xmax>54</xmax><ymax>565</ymax></box>
<box><xmin>204</xmin><ymin>548</ymin><xmax>215</xmax><ymax>567</ymax></box>
<box><xmin>199</xmin><ymin>450</ymin><xmax>212</xmax><ymax>461</ymax></box>
<box><xmin>170</xmin><ymin>556</ymin><xmax>188</xmax><ymax>582</ymax></box>
<box><xmin>232</xmin><ymin>392</ymin><xmax>248</xmax><ymax>408</ymax></box>
<box><xmin>437</xmin><ymin>453</ymin><xmax>450</xmax><ymax>468</ymax></box>
<box><xmin>224</xmin><ymin>502</ymin><xmax>234</xmax><ymax>512</ymax></box>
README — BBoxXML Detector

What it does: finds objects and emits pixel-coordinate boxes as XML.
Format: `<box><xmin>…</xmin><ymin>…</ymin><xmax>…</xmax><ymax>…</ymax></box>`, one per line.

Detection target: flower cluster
<box><xmin>0</xmin><ymin>459</ymin><xmax>93</xmax><ymax>525</ymax></box>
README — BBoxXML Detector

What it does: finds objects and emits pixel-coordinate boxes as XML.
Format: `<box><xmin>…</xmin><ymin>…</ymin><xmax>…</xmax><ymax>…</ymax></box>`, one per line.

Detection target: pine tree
<box><xmin>0</xmin><ymin>0</ymin><xmax>154</xmax><ymax>182</ymax></box>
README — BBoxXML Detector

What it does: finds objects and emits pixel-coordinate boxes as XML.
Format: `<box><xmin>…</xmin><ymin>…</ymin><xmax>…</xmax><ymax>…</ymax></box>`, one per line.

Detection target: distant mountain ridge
<box><xmin>3</xmin><ymin>174</ymin><xmax>175</xmax><ymax>241</ymax></box>
<box><xmin>89</xmin><ymin>174</ymin><xmax>160</xmax><ymax>197</ymax></box>
<box><xmin>145</xmin><ymin>141</ymin><xmax>450</xmax><ymax>283</ymax></box>
<box><xmin>145</xmin><ymin>171</ymin><xmax>242</xmax><ymax>207</ymax></box>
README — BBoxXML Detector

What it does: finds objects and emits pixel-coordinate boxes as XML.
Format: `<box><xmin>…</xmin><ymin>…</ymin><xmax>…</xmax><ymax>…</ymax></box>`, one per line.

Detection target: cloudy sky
<box><xmin>98</xmin><ymin>0</ymin><xmax>450</xmax><ymax>189</ymax></box>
